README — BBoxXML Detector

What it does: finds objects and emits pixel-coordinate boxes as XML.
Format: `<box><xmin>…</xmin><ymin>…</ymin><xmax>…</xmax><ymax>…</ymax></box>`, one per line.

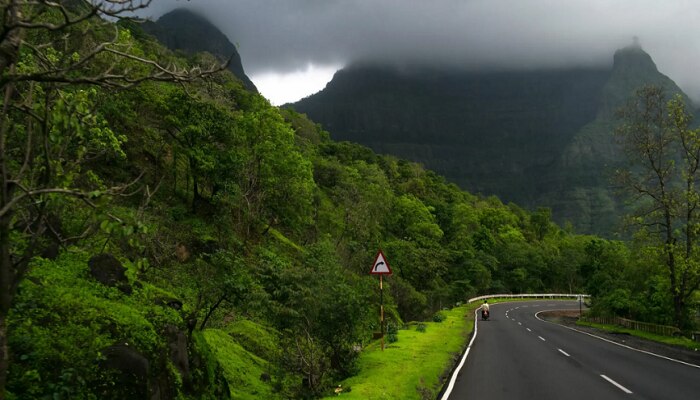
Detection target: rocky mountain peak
<box><xmin>143</xmin><ymin>8</ymin><xmax>257</xmax><ymax>92</ymax></box>
<box><xmin>612</xmin><ymin>41</ymin><xmax>658</xmax><ymax>76</ymax></box>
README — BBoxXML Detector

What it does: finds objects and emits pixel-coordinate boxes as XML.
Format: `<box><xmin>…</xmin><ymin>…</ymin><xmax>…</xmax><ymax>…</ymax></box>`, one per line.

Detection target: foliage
<box><xmin>6</xmin><ymin>3</ymin><xmax>696</xmax><ymax>399</ymax></box>
<box><xmin>320</xmin><ymin>304</ymin><xmax>476</xmax><ymax>400</ymax></box>
<box><xmin>7</xmin><ymin>251</ymin><xmax>182</xmax><ymax>399</ymax></box>
<box><xmin>614</xmin><ymin>86</ymin><xmax>700</xmax><ymax>328</ymax></box>
<box><xmin>202</xmin><ymin>329</ymin><xmax>282</xmax><ymax>399</ymax></box>
<box><xmin>432</xmin><ymin>312</ymin><xmax>446</xmax><ymax>323</ymax></box>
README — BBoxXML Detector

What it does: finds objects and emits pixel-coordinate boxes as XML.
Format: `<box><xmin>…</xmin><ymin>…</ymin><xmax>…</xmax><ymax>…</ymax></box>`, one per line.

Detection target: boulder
<box><xmin>88</xmin><ymin>253</ymin><xmax>132</xmax><ymax>294</ymax></box>
<box><xmin>164</xmin><ymin>325</ymin><xmax>190</xmax><ymax>387</ymax></box>
<box><xmin>99</xmin><ymin>343</ymin><xmax>150</xmax><ymax>398</ymax></box>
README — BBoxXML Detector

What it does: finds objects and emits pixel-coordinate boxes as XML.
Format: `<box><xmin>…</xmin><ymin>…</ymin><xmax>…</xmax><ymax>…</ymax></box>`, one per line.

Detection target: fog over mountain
<box><xmin>144</xmin><ymin>0</ymin><xmax>700</xmax><ymax>101</ymax></box>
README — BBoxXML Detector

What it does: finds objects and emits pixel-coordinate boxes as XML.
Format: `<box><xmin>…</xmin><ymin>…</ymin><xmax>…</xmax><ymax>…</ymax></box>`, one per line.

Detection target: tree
<box><xmin>0</xmin><ymin>1</ymin><xmax>224</xmax><ymax>395</ymax></box>
<box><xmin>615</xmin><ymin>85</ymin><xmax>700</xmax><ymax>328</ymax></box>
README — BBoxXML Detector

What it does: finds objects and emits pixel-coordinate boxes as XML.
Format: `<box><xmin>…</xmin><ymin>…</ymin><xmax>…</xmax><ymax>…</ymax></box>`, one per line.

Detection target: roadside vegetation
<box><xmin>577</xmin><ymin>321</ymin><xmax>700</xmax><ymax>351</ymax></box>
<box><xmin>324</xmin><ymin>304</ymin><xmax>478</xmax><ymax>400</ymax></box>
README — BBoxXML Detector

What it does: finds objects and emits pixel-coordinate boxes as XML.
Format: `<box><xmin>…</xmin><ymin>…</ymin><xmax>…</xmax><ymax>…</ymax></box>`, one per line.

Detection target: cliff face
<box><xmin>550</xmin><ymin>45</ymin><xmax>688</xmax><ymax>234</ymax></box>
<box><xmin>291</xmin><ymin>48</ymin><xmax>690</xmax><ymax>235</ymax></box>
<box><xmin>142</xmin><ymin>8</ymin><xmax>257</xmax><ymax>92</ymax></box>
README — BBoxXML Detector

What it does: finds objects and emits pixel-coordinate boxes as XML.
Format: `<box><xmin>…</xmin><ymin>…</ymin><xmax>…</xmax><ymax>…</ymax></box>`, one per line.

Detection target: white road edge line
<box><xmin>600</xmin><ymin>374</ymin><xmax>633</xmax><ymax>394</ymax></box>
<box><xmin>558</xmin><ymin>348</ymin><xmax>570</xmax><ymax>357</ymax></box>
<box><xmin>534</xmin><ymin>310</ymin><xmax>700</xmax><ymax>369</ymax></box>
<box><xmin>440</xmin><ymin>309</ymin><xmax>479</xmax><ymax>400</ymax></box>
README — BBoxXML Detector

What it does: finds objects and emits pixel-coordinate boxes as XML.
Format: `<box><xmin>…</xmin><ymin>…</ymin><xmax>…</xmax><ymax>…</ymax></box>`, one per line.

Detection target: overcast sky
<box><xmin>142</xmin><ymin>0</ymin><xmax>700</xmax><ymax>105</ymax></box>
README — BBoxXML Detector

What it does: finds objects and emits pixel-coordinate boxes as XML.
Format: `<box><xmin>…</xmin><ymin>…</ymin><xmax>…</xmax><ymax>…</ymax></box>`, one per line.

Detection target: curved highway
<box><xmin>442</xmin><ymin>300</ymin><xmax>700</xmax><ymax>400</ymax></box>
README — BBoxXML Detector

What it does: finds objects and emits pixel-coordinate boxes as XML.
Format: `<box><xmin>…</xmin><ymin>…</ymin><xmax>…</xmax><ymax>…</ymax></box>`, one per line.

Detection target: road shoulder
<box><xmin>540</xmin><ymin>310</ymin><xmax>700</xmax><ymax>366</ymax></box>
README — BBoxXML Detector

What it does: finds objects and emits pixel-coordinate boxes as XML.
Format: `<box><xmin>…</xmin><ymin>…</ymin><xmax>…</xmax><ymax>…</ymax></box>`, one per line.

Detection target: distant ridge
<box><xmin>290</xmin><ymin>46</ymin><xmax>691</xmax><ymax>235</ymax></box>
<box><xmin>142</xmin><ymin>8</ymin><xmax>257</xmax><ymax>92</ymax></box>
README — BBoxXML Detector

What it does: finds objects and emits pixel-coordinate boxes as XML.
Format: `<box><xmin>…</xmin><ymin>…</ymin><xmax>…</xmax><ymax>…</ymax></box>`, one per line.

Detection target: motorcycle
<box><xmin>481</xmin><ymin>309</ymin><xmax>490</xmax><ymax>321</ymax></box>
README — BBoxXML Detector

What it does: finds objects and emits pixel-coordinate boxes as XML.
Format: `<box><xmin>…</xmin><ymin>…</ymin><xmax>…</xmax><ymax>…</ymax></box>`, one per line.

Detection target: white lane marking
<box><xmin>534</xmin><ymin>310</ymin><xmax>700</xmax><ymax>369</ymax></box>
<box><xmin>518</xmin><ymin>322</ymin><xmax>522</xmax><ymax>326</ymax></box>
<box><xmin>600</xmin><ymin>375</ymin><xmax>633</xmax><ymax>394</ymax></box>
<box><xmin>558</xmin><ymin>349</ymin><xmax>570</xmax><ymax>357</ymax></box>
<box><xmin>440</xmin><ymin>308</ymin><xmax>480</xmax><ymax>400</ymax></box>
<box><xmin>538</xmin><ymin>336</ymin><xmax>546</xmax><ymax>341</ymax></box>
<box><xmin>526</xmin><ymin>328</ymin><xmax>532</xmax><ymax>332</ymax></box>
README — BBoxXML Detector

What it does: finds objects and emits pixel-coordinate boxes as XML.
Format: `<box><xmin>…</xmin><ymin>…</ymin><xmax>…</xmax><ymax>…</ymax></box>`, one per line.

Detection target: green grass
<box><xmin>577</xmin><ymin>321</ymin><xmax>700</xmax><ymax>351</ymax></box>
<box><xmin>225</xmin><ymin>319</ymin><xmax>281</xmax><ymax>361</ymax></box>
<box><xmin>324</xmin><ymin>304</ymin><xmax>477</xmax><ymax>400</ymax></box>
<box><xmin>203</xmin><ymin>329</ymin><xmax>278</xmax><ymax>400</ymax></box>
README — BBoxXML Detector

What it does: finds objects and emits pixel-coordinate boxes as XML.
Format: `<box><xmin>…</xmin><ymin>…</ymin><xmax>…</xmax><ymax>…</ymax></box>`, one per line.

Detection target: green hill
<box><xmin>291</xmin><ymin>45</ymin><xmax>690</xmax><ymax>236</ymax></box>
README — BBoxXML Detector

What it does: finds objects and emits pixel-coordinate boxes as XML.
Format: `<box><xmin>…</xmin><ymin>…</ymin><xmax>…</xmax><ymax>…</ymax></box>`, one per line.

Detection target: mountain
<box><xmin>142</xmin><ymin>8</ymin><xmax>257</xmax><ymax>92</ymax></box>
<box><xmin>290</xmin><ymin>45</ymin><xmax>689</xmax><ymax>235</ymax></box>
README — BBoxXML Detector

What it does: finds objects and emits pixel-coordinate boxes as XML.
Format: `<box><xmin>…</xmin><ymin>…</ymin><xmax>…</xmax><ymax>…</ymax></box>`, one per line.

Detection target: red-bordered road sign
<box><xmin>369</xmin><ymin>250</ymin><xmax>392</xmax><ymax>275</ymax></box>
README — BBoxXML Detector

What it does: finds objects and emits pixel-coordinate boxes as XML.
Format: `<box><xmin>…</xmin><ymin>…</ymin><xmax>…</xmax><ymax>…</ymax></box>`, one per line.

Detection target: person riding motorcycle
<box><xmin>481</xmin><ymin>300</ymin><xmax>490</xmax><ymax>320</ymax></box>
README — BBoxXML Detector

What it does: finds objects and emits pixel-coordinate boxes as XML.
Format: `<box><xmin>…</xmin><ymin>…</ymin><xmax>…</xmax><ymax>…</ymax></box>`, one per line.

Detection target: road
<box><xmin>442</xmin><ymin>300</ymin><xmax>700</xmax><ymax>400</ymax></box>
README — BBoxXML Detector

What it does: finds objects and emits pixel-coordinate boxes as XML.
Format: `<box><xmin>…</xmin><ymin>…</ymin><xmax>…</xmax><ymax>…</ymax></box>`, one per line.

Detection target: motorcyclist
<box><xmin>481</xmin><ymin>300</ymin><xmax>490</xmax><ymax>320</ymax></box>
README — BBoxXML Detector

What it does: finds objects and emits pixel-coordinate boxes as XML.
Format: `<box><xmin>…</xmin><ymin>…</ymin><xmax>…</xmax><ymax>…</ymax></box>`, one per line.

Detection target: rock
<box><xmin>175</xmin><ymin>244</ymin><xmax>190</xmax><ymax>262</ymax></box>
<box><xmin>154</xmin><ymin>297</ymin><xmax>183</xmax><ymax>310</ymax></box>
<box><xmin>164</xmin><ymin>325</ymin><xmax>190</xmax><ymax>388</ymax></box>
<box><xmin>99</xmin><ymin>343</ymin><xmax>150</xmax><ymax>398</ymax></box>
<box><xmin>88</xmin><ymin>253</ymin><xmax>132</xmax><ymax>294</ymax></box>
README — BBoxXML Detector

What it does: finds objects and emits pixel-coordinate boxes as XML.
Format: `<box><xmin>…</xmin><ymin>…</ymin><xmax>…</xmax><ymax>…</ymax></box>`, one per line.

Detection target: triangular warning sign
<box><xmin>370</xmin><ymin>250</ymin><xmax>392</xmax><ymax>275</ymax></box>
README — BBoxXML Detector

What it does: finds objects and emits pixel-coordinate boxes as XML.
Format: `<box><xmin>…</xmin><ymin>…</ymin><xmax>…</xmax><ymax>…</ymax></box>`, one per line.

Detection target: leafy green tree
<box><xmin>161</xmin><ymin>90</ymin><xmax>235</xmax><ymax>212</ymax></box>
<box><xmin>615</xmin><ymin>86</ymin><xmax>700</xmax><ymax>328</ymax></box>
<box><xmin>226</xmin><ymin>98</ymin><xmax>315</xmax><ymax>238</ymax></box>
<box><xmin>0</xmin><ymin>1</ymin><xmax>223</xmax><ymax>394</ymax></box>
<box><xmin>530</xmin><ymin>207</ymin><xmax>554</xmax><ymax>241</ymax></box>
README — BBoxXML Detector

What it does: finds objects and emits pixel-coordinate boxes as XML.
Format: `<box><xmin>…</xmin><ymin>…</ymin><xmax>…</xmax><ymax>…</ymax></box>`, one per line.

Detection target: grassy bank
<box><xmin>325</xmin><ymin>303</ymin><xmax>478</xmax><ymax>400</ymax></box>
<box><xmin>577</xmin><ymin>320</ymin><xmax>700</xmax><ymax>351</ymax></box>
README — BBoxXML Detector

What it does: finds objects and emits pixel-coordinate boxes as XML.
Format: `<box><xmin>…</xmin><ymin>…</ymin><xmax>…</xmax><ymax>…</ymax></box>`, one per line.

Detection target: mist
<box><xmin>141</xmin><ymin>0</ymin><xmax>700</xmax><ymax>101</ymax></box>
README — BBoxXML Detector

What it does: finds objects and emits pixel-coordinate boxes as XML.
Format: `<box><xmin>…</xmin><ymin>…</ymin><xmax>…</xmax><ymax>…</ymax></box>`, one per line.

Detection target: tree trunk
<box><xmin>0</xmin><ymin>218</ymin><xmax>13</xmax><ymax>400</ymax></box>
<box><xmin>199</xmin><ymin>295</ymin><xmax>226</xmax><ymax>331</ymax></box>
<box><xmin>0</xmin><ymin>313</ymin><xmax>7</xmax><ymax>400</ymax></box>
<box><xmin>673</xmin><ymin>295</ymin><xmax>684</xmax><ymax>329</ymax></box>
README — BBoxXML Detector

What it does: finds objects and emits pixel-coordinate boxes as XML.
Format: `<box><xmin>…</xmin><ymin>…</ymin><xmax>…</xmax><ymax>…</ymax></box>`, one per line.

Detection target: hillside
<box><xmin>291</xmin><ymin>45</ymin><xmax>689</xmax><ymax>235</ymax></box>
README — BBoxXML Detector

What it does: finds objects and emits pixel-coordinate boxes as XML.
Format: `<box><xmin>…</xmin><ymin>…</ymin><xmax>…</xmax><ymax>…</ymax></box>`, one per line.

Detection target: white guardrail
<box><xmin>468</xmin><ymin>293</ymin><xmax>590</xmax><ymax>303</ymax></box>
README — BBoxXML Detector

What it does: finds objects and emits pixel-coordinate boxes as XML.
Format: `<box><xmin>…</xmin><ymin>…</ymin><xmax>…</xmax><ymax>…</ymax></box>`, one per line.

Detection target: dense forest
<box><xmin>291</xmin><ymin>44</ymin><xmax>691</xmax><ymax>236</ymax></box>
<box><xmin>0</xmin><ymin>2</ymin><xmax>697</xmax><ymax>399</ymax></box>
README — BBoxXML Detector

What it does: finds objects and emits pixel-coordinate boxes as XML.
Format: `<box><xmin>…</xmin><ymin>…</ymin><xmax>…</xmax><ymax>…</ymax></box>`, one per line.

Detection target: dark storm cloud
<box><xmin>142</xmin><ymin>0</ymin><xmax>700</xmax><ymax>100</ymax></box>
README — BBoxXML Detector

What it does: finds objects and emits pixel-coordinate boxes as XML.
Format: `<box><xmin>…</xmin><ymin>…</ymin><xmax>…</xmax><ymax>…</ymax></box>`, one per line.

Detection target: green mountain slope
<box><xmin>291</xmin><ymin>46</ymin><xmax>690</xmax><ymax>235</ymax></box>
<box><xmin>546</xmin><ymin>44</ymin><xmax>691</xmax><ymax>233</ymax></box>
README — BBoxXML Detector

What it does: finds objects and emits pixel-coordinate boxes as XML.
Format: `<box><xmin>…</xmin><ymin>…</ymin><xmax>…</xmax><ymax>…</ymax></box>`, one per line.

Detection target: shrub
<box><xmin>386</xmin><ymin>321</ymin><xmax>399</xmax><ymax>335</ymax></box>
<box><xmin>432</xmin><ymin>312</ymin><xmax>446</xmax><ymax>323</ymax></box>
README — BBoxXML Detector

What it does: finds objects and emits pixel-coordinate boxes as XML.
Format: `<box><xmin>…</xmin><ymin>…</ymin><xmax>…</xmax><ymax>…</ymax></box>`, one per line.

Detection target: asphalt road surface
<box><xmin>442</xmin><ymin>300</ymin><xmax>700</xmax><ymax>400</ymax></box>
